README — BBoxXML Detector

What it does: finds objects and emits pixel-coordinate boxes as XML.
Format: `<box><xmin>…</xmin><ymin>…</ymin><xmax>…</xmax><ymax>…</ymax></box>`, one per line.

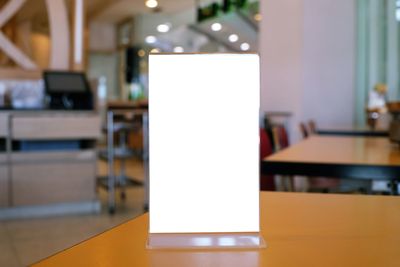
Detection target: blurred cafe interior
<box><xmin>1</xmin><ymin>0</ymin><xmax>400</xmax><ymax>266</ymax></box>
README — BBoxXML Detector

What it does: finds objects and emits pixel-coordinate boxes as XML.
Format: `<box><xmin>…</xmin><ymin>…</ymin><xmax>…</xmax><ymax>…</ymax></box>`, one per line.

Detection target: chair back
<box><xmin>260</xmin><ymin>128</ymin><xmax>275</xmax><ymax>191</ymax></box>
<box><xmin>308</xmin><ymin>120</ymin><xmax>316</xmax><ymax>134</ymax></box>
<box><xmin>260</xmin><ymin>128</ymin><xmax>273</xmax><ymax>158</ymax></box>
<box><xmin>276</xmin><ymin>125</ymin><xmax>289</xmax><ymax>149</ymax></box>
<box><xmin>299</xmin><ymin>122</ymin><xmax>309</xmax><ymax>138</ymax></box>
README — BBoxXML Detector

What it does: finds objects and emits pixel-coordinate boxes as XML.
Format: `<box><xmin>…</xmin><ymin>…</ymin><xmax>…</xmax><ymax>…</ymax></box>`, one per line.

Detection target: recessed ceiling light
<box><xmin>211</xmin><ymin>22</ymin><xmax>222</xmax><ymax>31</ymax></box>
<box><xmin>173</xmin><ymin>46</ymin><xmax>184</xmax><ymax>53</ymax></box>
<box><xmin>150</xmin><ymin>48</ymin><xmax>160</xmax><ymax>53</ymax></box>
<box><xmin>157</xmin><ymin>23</ymin><xmax>170</xmax><ymax>33</ymax></box>
<box><xmin>145</xmin><ymin>0</ymin><xmax>158</xmax><ymax>8</ymax></box>
<box><xmin>145</xmin><ymin>35</ymin><xmax>157</xmax><ymax>44</ymax></box>
<box><xmin>240</xmin><ymin>42</ymin><xmax>250</xmax><ymax>51</ymax></box>
<box><xmin>138</xmin><ymin>49</ymin><xmax>146</xmax><ymax>57</ymax></box>
<box><xmin>254</xmin><ymin>13</ymin><xmax>262</xmax><ymax>22</ymax></box>
<box><xmin>228</xmin><ymin>34</ymin><xmax>238</xmax><ymax>43</ymax></box>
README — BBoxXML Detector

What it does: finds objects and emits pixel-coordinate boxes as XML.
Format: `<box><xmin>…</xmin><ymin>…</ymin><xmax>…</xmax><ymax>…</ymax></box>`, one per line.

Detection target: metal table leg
<box><xmin>389</xmin><ymin>180</ymin><xmax>399</xmax><ymax>195</ymax></box>
<box><xmin>107</xmin><ymin>111</ymin><xmax>116</xmax><ymax>214</ymax></box>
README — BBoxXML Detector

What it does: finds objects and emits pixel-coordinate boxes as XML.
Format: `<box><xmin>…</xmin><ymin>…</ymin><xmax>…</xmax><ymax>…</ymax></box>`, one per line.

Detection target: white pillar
<box><xmin>72</xmin><ymin>0</ymin><xmax>85</xmax><ymax>71</ymax></box>
<box><xmin>387</xmin><ymin>0</ymin><xmax>399</xmax><ymax>100</ymax></box>
<box><xmin>368</xmin><ymin>0</ymin><xmax>384</xmax><ymax>89</ymax></box>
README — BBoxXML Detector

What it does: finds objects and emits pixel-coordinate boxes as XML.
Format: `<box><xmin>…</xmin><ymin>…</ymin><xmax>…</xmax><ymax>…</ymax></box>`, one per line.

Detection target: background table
<box><xmin>33</xmin><ymin>192</ymin><xmax>400</xmax><ymax>267</ymax></box>
<box><xmin>262</xmin><ymin>136</ymin><xmax>400</xmax><ymax>194</ymax></box>
<box><xmin>316</xmin><ymin>126</ymin><xmax>388</xmax><ymax>137</ymax></box>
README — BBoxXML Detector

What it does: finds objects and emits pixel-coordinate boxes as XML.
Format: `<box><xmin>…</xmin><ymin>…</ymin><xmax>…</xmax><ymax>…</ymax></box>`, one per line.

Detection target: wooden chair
<box><xmin>308</xmin><ymin>120</ymin><xmax>317</xmax><ymax>134</ymax></box>
<box><xmin>260</xmin><ymin>128</ymin><xmax>275</xmax><ymax>191</ymax></box>
<box><xmin>276</xmin><ymin>125</ymin><xmax>289</xmax><ymax>148</ymax></box>
<box><xmin>298</xmin><ymin>121</ymin><xmax>340</xmax><ymax>193</ymax></box>
<box><xmin>271</xmin><ymin>125</ymin><xmax>294</xmax><ymax>191</ymax></box>
<box><xmin>299</xmin><ymin>122</ymin><xmax>309</xmax><ymax>138</ymax></box>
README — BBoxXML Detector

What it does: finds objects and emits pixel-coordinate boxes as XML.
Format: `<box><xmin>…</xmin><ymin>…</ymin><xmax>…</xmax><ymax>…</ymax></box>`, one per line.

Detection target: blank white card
<box><xmin>149</xmin><ymin>54</ymin><xmax>260</xmax><ymax>234</ymax></box>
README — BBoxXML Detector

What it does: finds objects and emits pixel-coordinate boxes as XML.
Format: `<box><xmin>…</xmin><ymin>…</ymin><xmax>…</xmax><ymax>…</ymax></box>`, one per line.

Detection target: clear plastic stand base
<box><xmin>147</xmin><ymin>233</ymin><xmax>266</xmax><ymax>250</ymax></box>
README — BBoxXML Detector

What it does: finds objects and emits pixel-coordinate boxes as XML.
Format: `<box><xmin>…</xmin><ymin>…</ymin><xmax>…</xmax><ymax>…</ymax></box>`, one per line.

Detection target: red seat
<box><xmin>276</xmin><ymin>125</ymin><xmax>289</xmax><ymax>149</ymax></box>
<box><xmin>271</xmin><ymin>125</ymin><xmax>294</xmax><ymax>190</ymax></box>
<box><xmin>260</xmin><ymin>128</ymin><xmax>275</xmax><ymax>191</ymax></box>
<box><xmin>308</xmin><ymin>177</ymin><xmax>340</xmax><ymax>190</ymax></box>
<box><xmin>260</xmin><ymin>128</ymin><xmax>273</xmax><ymax>158</ymax></box>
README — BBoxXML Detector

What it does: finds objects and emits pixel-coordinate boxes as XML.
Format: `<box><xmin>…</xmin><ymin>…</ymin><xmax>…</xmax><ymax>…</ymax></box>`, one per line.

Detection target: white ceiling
<box><xmin>90</xmin><ymin>0</ymin><xmax>202</xmax><ymax>23</ymax></box>
<box><xmin>7</xmin><ymin>0</ymin><xmax>207</xmax><ymax>24</ymax></box>
<box><xmin>9</xmin><ymin>0</ymin><xmax>259</xmax><ymax>53</ymax></box>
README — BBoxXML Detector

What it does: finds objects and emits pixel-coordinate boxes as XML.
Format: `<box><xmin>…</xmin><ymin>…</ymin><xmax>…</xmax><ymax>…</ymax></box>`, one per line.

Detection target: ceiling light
<box><xmin>211</xmin><ymin>22</ymin><xmax>222</xmax><ymax>31</ymax></box>
<box><xmin>157</xmin><ymin>23</ymin><xmax>170</xmax><ymax>33</ymax></box>
<box><xmin>150</xmin><ymin>48</ymin><xmax>160</xmax><ymax>53</ymax></box>
<box><xmin>138</xmin><ymin>49</ymin><xmax>146</xmax><ymax>57</ymax></box>
<box><xmin>228</xmin><ymin>34</ymin><xmax>238</xmax><ymax>43</ymax></box>
<box><xmin>145</xmin><ymin>35</ymin><xmax>157</xmax><ymax>44</ymax></box>
<box><xmin>254</xmin><ymin>13</ymin><xmax>262</xmax><ymax>22</ymax></box>
<box><xmin>240</xmin><ymin>42</ymin><xmax>250</xmax><ymax>51</ymax></box>
<box><xmin>173</xmin><ymin>46</ymin><xmax>184</xmax><ymax>53</ymax></box>
<box><xmin>145</xmin><ymin>0</ymin><xmax>158</xmax><ymax>8</ymax></box>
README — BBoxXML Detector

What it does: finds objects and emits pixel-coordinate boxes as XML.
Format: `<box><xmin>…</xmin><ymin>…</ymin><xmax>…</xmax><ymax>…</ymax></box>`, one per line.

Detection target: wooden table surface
<box><xmin>33</xmin><ymin>192</ymin><xmax>400</xmax><ymax>267</ymax></box>
<box><xmin>107</xmin><ymin>100</ymin><xmax>148</xmax><ymax>110</ymax></box>
<box><xmin>266</xmin><ymin>136</ymin><xmax>400</xmax><ymax>166</ymax></box>
<box><xmin>262</xmin><ymin>136</ymin><xmax>400</xmax><ymax>194</ymax></box>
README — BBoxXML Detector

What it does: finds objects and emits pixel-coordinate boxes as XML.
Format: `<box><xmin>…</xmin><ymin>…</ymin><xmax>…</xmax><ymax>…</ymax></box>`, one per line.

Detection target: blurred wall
<box><xmin>31</xmin><ymin>33</ymin><xmax>50</xmax><ymax>69</ymax></box>
<box><xmin>259</xmin><ymin>0</ymin><xmax>304</xmax><ymax>142</ymax></box>
<box><xmin>260</xmin><ymin>0</ymin><xmax>356</xmax><ymax>143</ymax></box>
<box><xmin>88</xmin><ymin>52</ymin><xmax>119</xmax><ymax>99</ymax></box>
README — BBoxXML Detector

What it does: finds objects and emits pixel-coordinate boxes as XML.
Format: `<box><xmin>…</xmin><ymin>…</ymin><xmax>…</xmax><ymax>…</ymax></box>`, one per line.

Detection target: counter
<box><xmin>0</xmin><ymin>110</ymin><xmax>101</xmax><ymax>219</ymax></box>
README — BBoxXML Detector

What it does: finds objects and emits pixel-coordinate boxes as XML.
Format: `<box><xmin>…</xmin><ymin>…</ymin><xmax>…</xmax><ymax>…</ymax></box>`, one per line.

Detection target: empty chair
<box><xmin>270</xmin><ymin>126</ymin><xmax>281</xmax><ymax>151</ymax></box>
<box><xmin>276</xmin><ymin>125</ymin><xmax>289</xmax><ymax>148</ymax></box>
<box><xmin>299</xmin><ymin>122</ymin><xmax>309</xmax><ymax>138</ymax></box>
<box><xmin>271</xmin><ymin>125</ymin><xmax>294</xmax><ymax>191</ymax></box>
<box><xmin>298</xmin><ymin>121</ymin><xmax>340</xmax><ymax>193</ymax></box>
<box><xmin>303</xmin><ymin>119</ymin><xmax>369</xmax><ymax>193</ymax></box>
<box><xmin>308</xmin><ymin>120</ymin><xmax>317</xmax><ymax>135</ymax></box>
<box><xmin>260</xmin><ymin>128</ymin><xmax>275</xmax><ymax>191</ymax></box>
<box><xmin>270</xmin><ymin>124</ymin><xmax>289</xmax><ymax>152</ymax></box>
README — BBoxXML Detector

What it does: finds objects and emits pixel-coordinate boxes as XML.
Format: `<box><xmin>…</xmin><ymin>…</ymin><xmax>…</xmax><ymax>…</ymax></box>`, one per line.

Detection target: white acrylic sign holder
<box><xmin>147</xmin><ymin>53</ymin><xmax>265</xmax><ymax>249</ymax></box>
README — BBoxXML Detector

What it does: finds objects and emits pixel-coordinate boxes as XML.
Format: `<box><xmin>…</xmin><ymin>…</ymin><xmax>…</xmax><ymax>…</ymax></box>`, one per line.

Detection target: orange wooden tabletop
<box><xmin>33</xmin><ymin>192</ymin><xmax>400</xmax><ymax>267</ymax></box>
<box><xmin>265</xmin><ymin>136</ymin><xmax>400</xmax><ymax>166</ymax></box>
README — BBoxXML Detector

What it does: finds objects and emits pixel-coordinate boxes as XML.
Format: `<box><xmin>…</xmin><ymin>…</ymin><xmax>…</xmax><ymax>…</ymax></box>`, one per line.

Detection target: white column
<box><xmin>72</xmin><ymin>0</ymin><xmax>85</xmax><ymax>71</ymax></box>
<box><xmin>45</xmin><ymin>0</ymin><xmax>70</xmax><ymax>70</ymax></box>
<box><xmin>387</xmin><ymin>0</ymin><xmax>399</xmax><ymax>100</ymax></box>
<box><xmin>368</xmin><ymin>0</ymin><xmax>384</xmax><ymax>89</ymax></box>
<box><xmin>355</xmin><ymin>0</ymin><xmax>370</xmax><ymax>126</ymax></box>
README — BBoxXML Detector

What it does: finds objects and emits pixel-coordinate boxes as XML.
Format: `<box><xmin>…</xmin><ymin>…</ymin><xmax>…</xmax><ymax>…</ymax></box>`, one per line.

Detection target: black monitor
<box><xmin>43</xmin><ymin>71</ymin><xmax>93</xmax><ymax>110</ymax></box>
